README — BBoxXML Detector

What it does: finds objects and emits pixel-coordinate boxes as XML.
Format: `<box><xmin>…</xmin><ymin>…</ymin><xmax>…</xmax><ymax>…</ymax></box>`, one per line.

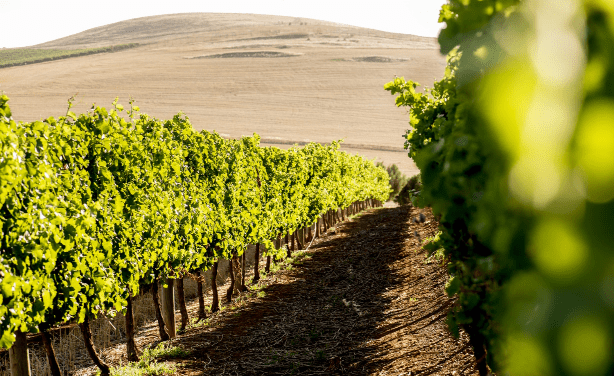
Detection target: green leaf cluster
<box><xmin>387</xmin><ymin>0</ymin><xmax>614</xmax><ymax>374</ymax></box>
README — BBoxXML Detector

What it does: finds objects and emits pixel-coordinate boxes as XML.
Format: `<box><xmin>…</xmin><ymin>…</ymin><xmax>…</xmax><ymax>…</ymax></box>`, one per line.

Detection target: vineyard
<box><xmin>4</xmin><ymin>0</ymin><xmax>614</xmax><ymax>374</ymax></box>
<box><xmin>385</xmin><ymin>0</ymin><xmax>614</xmax><ymax>375</ymax></box>
<box><xmin>0</xmin><ymin>95</ymin><xmax>389</xmax><ymax>375</ymax></box>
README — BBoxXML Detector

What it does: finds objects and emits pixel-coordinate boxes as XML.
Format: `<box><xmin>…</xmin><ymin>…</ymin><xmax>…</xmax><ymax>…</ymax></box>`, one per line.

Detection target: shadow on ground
<box><xmin>164</xmin><ymin>206</ymin><xmax>476</xmax><ymax>375</ymax></box>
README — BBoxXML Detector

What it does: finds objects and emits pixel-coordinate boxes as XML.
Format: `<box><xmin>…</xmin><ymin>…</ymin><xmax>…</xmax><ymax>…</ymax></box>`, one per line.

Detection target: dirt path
<box><xmin>157</xmin><ymin>205</ymin><xmax>478</xmax><ymax>375</ymax></box>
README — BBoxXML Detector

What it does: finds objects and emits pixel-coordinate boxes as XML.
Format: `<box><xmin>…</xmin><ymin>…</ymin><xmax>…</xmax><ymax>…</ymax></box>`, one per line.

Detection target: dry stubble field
<box><xmin>0</xmin><ymin>13</ymin><xmax>446</xmax><ymax>176</ymax></box>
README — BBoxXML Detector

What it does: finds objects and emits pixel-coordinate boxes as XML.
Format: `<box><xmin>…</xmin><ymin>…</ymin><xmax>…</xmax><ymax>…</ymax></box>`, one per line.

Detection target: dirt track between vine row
<box><xmin>148</xmin><ymin>205</ymin><xmax>479</xmax><ymax>375</ymax></box>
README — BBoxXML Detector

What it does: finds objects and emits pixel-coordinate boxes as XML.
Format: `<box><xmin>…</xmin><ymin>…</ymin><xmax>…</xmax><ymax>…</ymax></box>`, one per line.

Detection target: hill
<box><xmin>1</xmin><ymin>13</ymin><xmax>446</xmax><ymax>176</ymax></box>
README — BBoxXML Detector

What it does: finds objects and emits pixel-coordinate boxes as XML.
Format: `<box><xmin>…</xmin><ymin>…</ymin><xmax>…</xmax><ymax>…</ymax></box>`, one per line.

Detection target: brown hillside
<box><xmin>1</xmin><ymin>13</ymin><xmax>446</xmax><ymax>176</ymax></box>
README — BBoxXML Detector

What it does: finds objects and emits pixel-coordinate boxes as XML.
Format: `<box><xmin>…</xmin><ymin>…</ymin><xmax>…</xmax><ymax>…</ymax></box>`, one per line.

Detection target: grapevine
<box><xmin>386</xmin><ymin>0</ymin><xmax>614</xmax><ymax>374</ymax></box>
<box><xmin>0</xmin><ymin>94</ymin><xmax>390</xmax><ymax>358</ymax></box>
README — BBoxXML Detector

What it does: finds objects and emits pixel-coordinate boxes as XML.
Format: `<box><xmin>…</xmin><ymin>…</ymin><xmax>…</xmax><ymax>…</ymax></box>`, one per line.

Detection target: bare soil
<box><xmin>0</xmin><ymin>13</ymin><xmax>446</xmax><ymax>177</ymax></box>
<box><xmin>191</xmin><ymin>51</ymin><xmax>301</xmax><ymax>59</ymax></box>
<box><xmin>85</xmin><ymin>205</ymin><xmax>477</xmax><ymax>376</ymax></box>
<box><xmin>350</xmin><ymin>56</ymin><xmax>409</xmax><ymax>63</ymax></box>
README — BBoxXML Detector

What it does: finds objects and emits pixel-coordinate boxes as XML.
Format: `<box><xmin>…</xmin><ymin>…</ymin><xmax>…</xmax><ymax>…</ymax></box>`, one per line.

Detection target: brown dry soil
<box><xmin>152</xmin><ymin>205</ymin><xmax>478</xmax><ymax>375</ymax></box>
<box><xmin>1</xmin><ymin>13</ymin><xmax>447</xmax><ymax>177</ymax></box>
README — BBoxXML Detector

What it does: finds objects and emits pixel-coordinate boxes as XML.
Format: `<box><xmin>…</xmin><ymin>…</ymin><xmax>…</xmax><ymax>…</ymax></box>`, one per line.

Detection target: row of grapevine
<box><xmin>0</xmin><ymin>94</ymin><xmax>390</xmax><ymax>374</ymax></box>
<box><xmin>386</xmin><ymin>0</ymin><xmax>614</xmax><ymax>375</ymax></box>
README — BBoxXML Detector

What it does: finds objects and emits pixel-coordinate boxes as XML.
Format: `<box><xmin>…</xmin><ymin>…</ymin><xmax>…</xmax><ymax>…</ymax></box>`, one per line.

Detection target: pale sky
<box><xmin>1</xmin><ymin>0</ymin><xmax>447</xmax><ymax>48</ymax></box>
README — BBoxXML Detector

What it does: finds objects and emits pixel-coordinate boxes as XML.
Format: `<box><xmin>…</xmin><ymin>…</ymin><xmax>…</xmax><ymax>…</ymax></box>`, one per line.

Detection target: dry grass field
<box><xmin>0</xmin><ymin>13</ymin><xmax>446</xmax><ymax>176</ymax></box>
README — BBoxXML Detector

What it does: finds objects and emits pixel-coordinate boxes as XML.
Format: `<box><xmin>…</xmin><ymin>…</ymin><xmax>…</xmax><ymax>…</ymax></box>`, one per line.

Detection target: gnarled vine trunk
<box><xmin>197</xmin><ymin>271</ymin><xmax>207</xmax><ymax>321</ymax></box>
<box><xmin>294</xmin><ymin>229</ymin><xmax>302</xmax><ymax>250</ymax></box>
<box><xmin>467</xmin><ymin>326</ymin><xmax>488</xmax><ymax>376</ymax></box>
<box><xmin>151</xmin><ymin>282</ymin><xmax>170</xmax><ymax>341</ymax></box>
<box><xmin>226</xmin><ymin>258</ymin><xmax>235</xmax><ymax>302</ymax></box>
<box><xmin>232</xmin><ymin>256</ymin><xmax>241</xmax><ymax>294</ymax></box>
<box><xmin>125</xmin><ymin>293</ymin><xmax>139</xmax><ymax>361</ymax></box>
<box><xmin>252</xmin><ymin>243</ymin><xmax>261</xmax><ymax>283</ymax></box>
<box><xmin>79</xmin><ymin>317</ymin><xmax>111</xmax><ymax>376</ymax></box>
<box><xmin>240</xmin><ymin>252</ymin><xmax>248</xmax><ymax>291</ymax></box>
<box><xmin>41</xmin><ymin>329</ymin><xmax>61</xmax><ymax>376</ymax></box>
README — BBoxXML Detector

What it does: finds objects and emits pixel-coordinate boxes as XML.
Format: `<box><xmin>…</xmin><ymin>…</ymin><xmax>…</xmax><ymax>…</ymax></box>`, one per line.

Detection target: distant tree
<box><xmin>376</xmin><ymin>162</ymin><xmax>408</xmax><ymax>201</ymax></box>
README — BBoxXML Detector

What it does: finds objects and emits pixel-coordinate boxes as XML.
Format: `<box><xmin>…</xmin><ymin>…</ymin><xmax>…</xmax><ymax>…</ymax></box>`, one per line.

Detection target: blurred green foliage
<box><xmin>376</xmin><ymin>162</ymin><xmax>408</xmax><ymax>201</ymax></box>
<box><xmin>386</xmin><ymin>0</ymin><xmax>614</xmax><ymax>374</ymax></box>
<box><xmin>396</xmin><ymin>174</ymin><xmax>422</xmax><ymax>207</ymax></box>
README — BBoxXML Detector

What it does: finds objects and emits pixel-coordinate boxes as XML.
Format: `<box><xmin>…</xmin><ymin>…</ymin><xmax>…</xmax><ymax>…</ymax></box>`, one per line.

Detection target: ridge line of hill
<box><xmin>27</xmin><ymin>13</ymin><xmax>438</xmax><ymax>50</ymax></box>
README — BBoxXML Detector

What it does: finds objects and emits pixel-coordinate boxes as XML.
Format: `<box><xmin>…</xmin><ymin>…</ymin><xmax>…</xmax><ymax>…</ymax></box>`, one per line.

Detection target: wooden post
<box><xmin>241</xmin><ymin>252</ymin><xmax>247</xmax><ymax>291</ymax></box>
<box><xmin>176</xmin><ymin>278</ymin><xmax>189</xmax><ymax>332</ymax></box>
<box><xmin>227</xmin><ymin>258</ymin><xmax>236</xmax><ymax>301</ymax></box>
<box><xmin>9</xmin><ymin>331</ymin><xmax>31</xmax><ymax>376</ymax></box>
<box><xmin>295</xmin><ymin>228</ymin><xmax>304</xmax><ymax>250</ymax></box>
<box><xmin>160</xmin><ymin>278</ymin><xmax>176</xmax><ymax>338</ymax></box>
<box><xmin>211</xmin><ymin>261</ymin><xmax>220</xmax><ymax>312</ymax></box>
<box><xmin>41</xmin><ymin>329</ymin><xmax>61</xmax><ymax>376</ymax></box>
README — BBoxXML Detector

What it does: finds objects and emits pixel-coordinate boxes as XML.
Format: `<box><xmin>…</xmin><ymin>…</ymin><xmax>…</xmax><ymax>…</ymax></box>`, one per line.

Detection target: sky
<box><xmin>1</xmin><ymin>0</ymin><xmax>448</xmax><ymax>48</ymax></box>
